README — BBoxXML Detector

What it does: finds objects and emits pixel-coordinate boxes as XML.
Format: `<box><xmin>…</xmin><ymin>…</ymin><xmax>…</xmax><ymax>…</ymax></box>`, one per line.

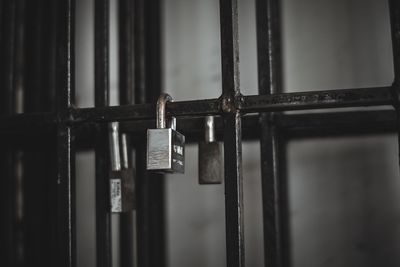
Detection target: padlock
<box><xmin>109</xmin><ymin>122</ymin><xmax>135</xmax><ymax>213</ymax></box>
<box><xmin>146</xmin><ymin>93</ymin><xmax>185</xmax><ymax>173</ymax></box>
<box><xmin>198</xmin><ymin>116</ymin><xmax>223</xmax><ymax>184</ymax></box>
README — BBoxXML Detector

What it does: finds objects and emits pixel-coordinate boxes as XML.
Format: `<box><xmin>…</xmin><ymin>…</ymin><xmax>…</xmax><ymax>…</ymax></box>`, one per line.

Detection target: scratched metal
<box><xmin>241</xmin><ymin>87</ymin><xmax>393</xmax><ymax>113</ymax></box>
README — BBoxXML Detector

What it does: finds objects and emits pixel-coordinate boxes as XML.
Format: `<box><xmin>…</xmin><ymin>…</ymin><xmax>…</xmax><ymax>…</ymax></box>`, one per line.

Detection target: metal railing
<box><xmin>0</xmin><ymin>0</ymin><xmax>399</xmax><ymax>266</ymax></box>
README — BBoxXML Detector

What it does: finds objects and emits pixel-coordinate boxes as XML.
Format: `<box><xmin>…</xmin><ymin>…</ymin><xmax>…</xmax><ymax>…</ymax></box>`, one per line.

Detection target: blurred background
<box><xmin>75</xmin><ymin>0</ymin><xmax>399</xmax><ymax>266</ymax></box>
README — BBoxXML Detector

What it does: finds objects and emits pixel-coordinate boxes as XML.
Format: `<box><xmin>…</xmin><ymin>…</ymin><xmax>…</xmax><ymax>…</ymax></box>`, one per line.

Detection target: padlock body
<box><xmin>110</xmin><ymin>168</ymin><xmax>135</xmax><ymax>212</ymax></box>
<box><xmin>199</xmin><ymin>142</ymin><xmax>223</xmax><ymax>184</ymax></box>
<box><xmin>147</xmin><ymin>128</ymin><xmax>185</xmax><ymax>173</ymax></box>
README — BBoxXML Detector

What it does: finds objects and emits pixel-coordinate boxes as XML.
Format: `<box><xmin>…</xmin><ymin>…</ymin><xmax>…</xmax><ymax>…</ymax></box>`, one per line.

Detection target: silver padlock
<box><xmin>199</xmin><ymin>116</ymin><xmax>223</xmax><ymax>184</ymax></box>
<box><xmin>146</xmin><ymin>93</ymin><xmax>185</xmax><ymax>173</ymax></box>
<box><xmin>109</xmin><ymin>122</ymin><xmax>135</xmax><ymax>213</ymax></box>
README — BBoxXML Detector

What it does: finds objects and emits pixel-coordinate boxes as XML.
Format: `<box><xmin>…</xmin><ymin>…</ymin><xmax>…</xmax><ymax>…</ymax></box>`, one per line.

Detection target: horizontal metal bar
<box><xmin>120</xmin><ymin>109</ymin><xmax>397</xmax><ymax>140</ymax></box>
<box><xmin>278</xmin><ymin>110</ymin><xmax>397</xmax><ymax>138</ymax></box>
<box><xmin>0</xmin><ymin>108</ymin><xmax>396</xmax><ymax>139</ymax></box>
<box><xmin>73</xmin><ymin>86</ymin><xmax>393</xmax><ymax>123</ymax></box>
<box><xmin>0</xmin><ymin>110</ymin><xmax>395</xmax><ymax>148</ymax></box>
<box><xmin>0</xmin><ymin>87</ymin><xmax>394</xmax><ymax>132</ymax></box>
<box><xmin>72</xmin><ymin>98</ymin><xmax>220</xmax><ymax>123</ymax></box>
<box><xmin>0</xmin><ymin>88</ymin><xmax>395</xmax><ymax>127</ymax></box>
<box><xmin>241</xmin><ymin>86</ymin><xmax>393</xmax><ymax>113</ymax></box>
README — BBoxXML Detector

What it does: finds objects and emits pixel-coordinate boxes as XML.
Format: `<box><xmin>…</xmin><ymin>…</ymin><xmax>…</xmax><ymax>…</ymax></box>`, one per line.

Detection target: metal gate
<box><xmin>0</xmin><ymin>0</ymin><xmax>399</xmax><ymax>266</ymax></box>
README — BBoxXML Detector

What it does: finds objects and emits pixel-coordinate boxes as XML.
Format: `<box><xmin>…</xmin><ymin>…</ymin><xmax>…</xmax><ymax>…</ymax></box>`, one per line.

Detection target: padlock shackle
<box><xmin>120</xmin><ymin>133</ymin><xmax>129</xmax><ymax>169</ymax></box>
<box><xmin>157</xmin><ymin>93</ymin><xmax>173</xmax><ymax>129</ymax></box>
<box><xmin>109</xmin><ymin>122</ymin><xmax>122</xmax><ymax>171</ymax></box>
<box><xmin>205</xmin><ymin>115</ymin><xmax>216</xmax><ymax>142</ymax></box>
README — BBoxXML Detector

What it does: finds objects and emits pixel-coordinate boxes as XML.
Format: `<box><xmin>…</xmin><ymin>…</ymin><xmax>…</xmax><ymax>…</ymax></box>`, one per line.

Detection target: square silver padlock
<box><xmin>147</xmin><ymin>93</ymin><xmax>185</xmax><ymax>173</ymax></box>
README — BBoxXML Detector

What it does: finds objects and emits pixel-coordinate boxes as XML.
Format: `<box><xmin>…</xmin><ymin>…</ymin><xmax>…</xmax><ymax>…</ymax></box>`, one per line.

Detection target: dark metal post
<box><xmin>119</xmin><ymin>0</ymin><xmax>135</xmax><ymax>266</ymax></box>
<box><xmin>219</xmin><ymin>0</ymin><xmax>244</xmax><ymax>266</ymax></box>
<box><xmin>389</xmin><ymin>0</ymin><xmax>400</xmax><ymax>170</ymax></box>
<box><xmin>0</xmin><ymin>1</ymin><xmax>20</xmax><ymax>265</ymax></box>
<box><xmin>134</xmin><ymin>0</ymin><xmax>166</xmax><ymax>266</ymax></box>
<box><xmin>390</xmin><ymin>0</ymin><xmax>400</xmax><ymax>81</ymax></box>
<box><xmin>255</xmin><ymin>0</ymin><xmax>289</xmax><ymax>266</ymax></box>
<box><xmin>55</xmin><ymin>0</ymin><xmax>76</xmax><ymax>266</ymax></box>
<box><xmin>95</xmin><ymin>0</ymin><xmax>112</xmax><ymax>266</ymax></box>
<box><xmin>0</xmin><ymin>1</ymin><xmax>3</xmax><ymax>45</ymax></box>
<box><xmin>23</xmin><ymin>0</ymin><xmax>59</xmax><ymax>266</ymax></box>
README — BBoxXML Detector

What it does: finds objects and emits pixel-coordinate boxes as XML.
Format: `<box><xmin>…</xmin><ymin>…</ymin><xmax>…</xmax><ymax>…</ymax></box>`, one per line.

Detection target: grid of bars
<box><xmin>0</xmin><ymin>0</ymin><xmax>399</xmax><ymax>266</ymax></box>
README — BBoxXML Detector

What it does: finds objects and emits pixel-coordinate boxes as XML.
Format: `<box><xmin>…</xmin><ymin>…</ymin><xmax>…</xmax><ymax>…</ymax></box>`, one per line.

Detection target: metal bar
<box><xmin>134</xmin><ymin>0</ymin><xmax>166</xmax><ymax>266</ymax></box>
<box><xmin>389</xmin><ymin>0</ymin><xmax>400</xmax><ymax>169</ymax></box>
<box><xmin>73</xmin><ymin>98</ymin><xmax>220</xmax><ymax>123</ymax></box>
<box><xmin>72</xmin><ymin>86</ymin><xmax>391</xmax><ymax>123</ymax></box>
<box><xmin>118</xmin><ymin>0</ymin><xmax>135</xmax><ymax>264</ymax></box>
<box><xmin>0</xmin><ymin>1</ymin><xmax>3</xmax><ymax>47</ymax></box>
<box><xmin>94</xmin><ymin>0</ymin><xmax>112</xmax><ymax>266</ymax></box>
<box><xmin>118</xmin><ymin>0</ymin><xmax>134</xmax><ymax>105</ymax></box>
<box><xmin>0</xmin><ymin>86</ymin><xmax>392</xmax><ymax>129</ymax></box>
<box><xmin>279</xmin><ymin>110</ymin><xmax>397</xmax><ymax>138</ymax></box>
<box><xmin>45</xmin><ymin>0</ymin><xmax>58</xmax><ymax>113</ymax></box>
<box><xmin>56</xmin><ymin>1</ymin><xmax>75</xmax><ymax>111</ymax></box>
<box><xmin>23</xmin><ymin>1</ymin><xmax>59</xmax><ymax>266</ymax></box>
<box><xmin>390</xmin><ymin>0</ymin><xmax>400</xmax><ymax>81</ymax></box>
<box><xmin>241</xmin><ymin>86</ymin><xmax>392</xmax><ymax>113</ymax></box>
<box><xmin>56</xmin><ymin>125</ymin><xmax>76</xmax><ymax>267</ymax></box>
<box><xmin>0</xmin><ymin>109</ymin><xmax>395</xmax><ymax>149</ymax></box>
<box><xmin>220</xmin><ymin>0</ymin><xmax>240</xmax><ymax>96</ymax></box>
<box><xmin>25</xmin><ymin>0</ymin><xmax>45</xmax><ymax>112</ymax></box>
<box><xmin>219</xmin><ymin>0</ymin><xmax>244</xmax><ymax>266</ymax></box>
<box><xmin>55</xmin><ymin>0</ymin><xmax>76</xmax><ymax>266</ymax></box>
<box><xmin>0</xmin><ymin>0</ymin><xmax>16</xmax><ymax>115</ymax></box>
<box><xmin>134</xmin><ymin>1</ymin><xmax>150</xmax><ymax>266</ymax></box>
<box><xmin>223</xmin><ymin>113</ymin><xmax>244</xmax><ymax>267</ymax></box>
<box><xmin>256</xmin><ymin>0</ymin><xmax>288</xmax><ymax>265</ymax></box>
<box><xmin>0</xmin><ymin>109</ymin><xmax>396</xmax><ymax>149</ymax></box>
<box><xmin>0</xmin><ymin>1</ymin><xmax>18</xmax><ymax>265</ymax></box>
<box><xmin>0</xmin><ymin>106</ymin><xmax>397</xmax><ymax>139</ymax></box>
<box><xmin>120</xmin><ymin>110</ymin><xmax>397</xmax><ymax>140</ymax></box>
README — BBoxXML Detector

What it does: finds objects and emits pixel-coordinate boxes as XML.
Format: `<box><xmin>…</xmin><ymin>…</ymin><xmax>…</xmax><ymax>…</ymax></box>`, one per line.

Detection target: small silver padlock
<box><xmin>198</xmin><ymin>116</ymin><xmax>223</xmax><ymax>184</ymax></box>
<box><xmin>109</xmin><ymin>122</ymin><xmax>135</xmax><ymax>213</ymax></box>
<box><xmin>146</xmin><ymin>93</ymin><xmax>185</xmax><ymax>173</ymax></box>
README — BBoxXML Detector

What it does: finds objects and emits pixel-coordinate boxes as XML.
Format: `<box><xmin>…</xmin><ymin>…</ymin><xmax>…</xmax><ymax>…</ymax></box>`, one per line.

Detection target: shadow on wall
<box><xmin>289</xmin><ymin>136</ymin><xmax>400</xmax><ymax>267</ymax></box>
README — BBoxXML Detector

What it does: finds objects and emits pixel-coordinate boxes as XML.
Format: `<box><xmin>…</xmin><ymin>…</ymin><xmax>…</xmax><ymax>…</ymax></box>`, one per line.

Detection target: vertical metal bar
<box><xmin>0</xmin><ymin>0</ymin><xmax>16</xmax><ymax>115</ymax></box>
<box><xmin>56</xmin><ymin>125</ymin><xmax>76</xmax><ymax>267</ymax></box>
<box><xmin>25</xmin><ymin>0</ymin><xmax>57</xmax><ymax>112</ymax></box>
<box><xmin>23</xmin><ymin>0</ymin><xmax>56</xmax><ymax>266</ymax></box>
<box><xmin>45</xmin><ymin>0</ymin><xmax>58</xmax><ymax>112</ymax></box>
<box><xmin>220</xmin><ymin>0</ymin><xmax>240</xmax><ymax>96</ymax></box>
<box><xmin>24</xmin><ymin>2</ymin><xmax>59</xmax><ymax>266</ymax></box>
<box><xmin>389</xmin><ymin>0</ymin><xmax>400</xmax><ymax>171</ymax></box>
<box><xmin>390</xmin><ymin>0</ymin><xmax>400</xmax><ymax>80</ymax></box>
<box><xmin>134</xmin><ymin>0</ymin><xmax>166</xmax><ymax>266</ymax></box>
<box><xmin>223</xmin><ymin>113</ymin><xmax>244</xmax><ymax>267</ymax></box>
<box><xmin>118</xmin><ymin>0</ymin><xmax>133</xmax><ymax>105</ymax></box>
<box><xmin>256</xmin><ymin>0</ymin><xmax>289</xmax><ymax>266</ymax></box>
<box><xmin>94</xmin><ymin>0</ymin><xmax>112</xmax><ymax>266</ymax></box>
<box><xmin>118</xmin><ymin>0</ymin><xmax>135</xmax><ymax>265</ymax></box>
<box><xmin>0</xmin><ymin>1</ymin><xmax>18</xmax><ymax>265</ymax></box>
<box><xmin>0</xmin><ymin>1</ymin><xmax>3</xmax><ymax>46</ymax></box>
<box><xmin>219</xmin><ymin>0</ymin><xmax>244</xmax><ymax>266</ymax></box>
<box><xmin>55</xmin><ymin>0</ymin><xmax>76</xmax><ymax>266</ymax></box>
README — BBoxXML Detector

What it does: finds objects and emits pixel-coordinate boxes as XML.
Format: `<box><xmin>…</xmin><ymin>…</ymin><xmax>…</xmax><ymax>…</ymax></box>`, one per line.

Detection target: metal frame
<box><xmin>0</xmin><ymin>0</ymin><xmax>398</xmax><ymax>266</ymax></box>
